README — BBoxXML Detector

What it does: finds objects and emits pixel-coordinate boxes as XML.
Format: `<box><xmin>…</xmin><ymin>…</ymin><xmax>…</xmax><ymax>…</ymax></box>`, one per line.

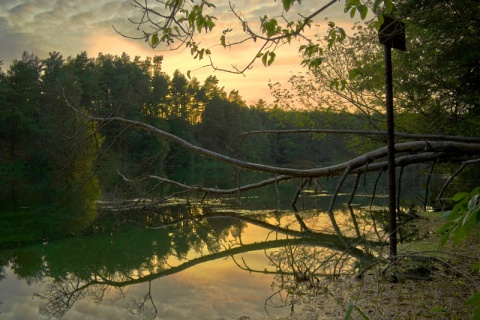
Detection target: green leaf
<box><xmin>354</xmin><ymin>306</ymin><xmax>370</xmax><ymax>320</ymax></box>
<box><xmin>267</xmin><ymin>51</ymin><xmax>276</xmax><ymax>66</ymax></box>
<box><xmin>440</xmin><ymin>230</ymin><xmax>450</xmax><ymax>247</ymax></box>
<box><xmin>203</xmin><ymin>0</ymin><xmax>215</xmax><ymax>8</ymax></box>
<box><xmin>385</xmin><ymin>0</ymin><xmax>394</xmax><ymax>14</ymax></box>
<box><xmin>358</xmin><ymin>5</ymin><xmax>368</xmax><ymax>20</ymax></box>
<box><xmin>452</xmin><ymin>192</ymin><xmax>469</xmax><ymax>202</ymax></box>
<box><xmin>344</xmin><ymin>304</ymin><xmax>370</xmax><ymax>320</ymax></box>
<box><xmin>350</xmin><ymin>7</ymin><xmax>356</xmax><ymax>18</ymax></box>
<box><xmin>305</xmin><ymin>18</ymin><xmax>313</xmax><ymax>28</ymax></box>
<box><xmin>329</xmin><ymin>78</ymin><xmax>339</xmax><ymax>90</ymax></box>
<box><xmin>344</xmin><ymin>1</ymin><xmax>352</xmax><ymax>13</ymax></box>
<box><xmin>151</xmin><ymin>33</ymin><xmax>160</xmax><ymax>47</ymax></box>
<box><xmin>452</xmin><ymin>224</ymin><xmax>468</xmax><ymax>243</ymax></box>
<box><xmin>374</xmin><ymin>14</ymin><xmax>384</xmax><ymax>31</ymax></box>
<box><xmin>282</xmin><ymin>0</ymin><xmax>295</xmax><ymax>11</ymax></box>
<box><xmin>437</xmin><ymin>221</ymin><xmax>451</xmax><ymax>234</ymax></box>
<box><xmin>468</xmin><ymin>194</ymin><xmax>480</xmax><ymax>210</ymax></box>
<box><xmin>262</xmin><ymin>51</ymin><xmax>269</xmax><ymax>66</ymax></box>
<box><xmin>442</xmin><ymin>210</ymin><xmax>454</xmax><ymax>220</ymax></box>
<box><xmin>187</xmin><ymin>70</ymin><xmax>191</xmax><ymax>79</ymax></box>
<box><xmin>344</xmin><ymin>304</ymin><xmax>354</xmax><ymax>319</ymax></box>
<box><xmin>348</xmin><ymin>68</ymin><xmax>362</xmax><ymax>80</ymax></box>
<box><xmin>472</xmin><ymin>261</ymin><xmax>480</xmax><ymax>272</ymax></box>
<box><xmin>328</xmin><ymin>31</ymin><xmax>337</xmax><ymax>49</ymax></box>
<box><xmin>220</xmin><ymin>35</ymin><xmax>226</xmax><ymax>47</ymax></box>
<box><xmin>466</xmin><ymin>292</ymin><xmax>480</xmax><ymax>306</ymax></box>
<box><xmin>263</xmin><ymin>18</ymin><xmax>280</xmax><ymax>37</ymax></box>
<box><xmin>260</xmin><ymin>51</ymin><xmax>276</xmax><ymax>66</ymax></box>
<box><xmin>338</xmin><ymin>28</ymin><xmax>346</xmax><ymax>42</ymax></box>
<box><xmin>309</xmin><ymin>57</ymin><xmax>323</xmax><ymax>68</ymax></box>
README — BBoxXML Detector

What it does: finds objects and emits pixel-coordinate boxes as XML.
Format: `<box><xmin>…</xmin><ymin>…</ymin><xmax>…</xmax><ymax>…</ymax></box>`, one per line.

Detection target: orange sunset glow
<box><xmin>0</xmin><ymin>0</ymin><xmax>349</xmax><ymax>104</ymax></box>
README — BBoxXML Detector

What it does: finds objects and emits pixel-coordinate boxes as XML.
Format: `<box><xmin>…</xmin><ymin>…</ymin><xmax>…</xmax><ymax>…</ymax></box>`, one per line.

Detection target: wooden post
<box><xmin>378</xmin><ymin>16</ymin><xmax>406</xmax><ymax>260</ymax></box>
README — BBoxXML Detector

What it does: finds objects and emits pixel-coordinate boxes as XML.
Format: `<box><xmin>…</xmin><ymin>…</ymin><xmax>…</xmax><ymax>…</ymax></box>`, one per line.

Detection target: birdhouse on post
<box><xmin>378</xmin><ymin>16</ymin><xmax>406</xmax><ymax>51</ymax></box>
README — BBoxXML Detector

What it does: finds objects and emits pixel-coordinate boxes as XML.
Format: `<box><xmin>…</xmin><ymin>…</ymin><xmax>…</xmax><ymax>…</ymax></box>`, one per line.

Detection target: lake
<box><xmin>0</xmin><ymin>192</ymin><xmax>397</xmax><ymax>319</ymax></box>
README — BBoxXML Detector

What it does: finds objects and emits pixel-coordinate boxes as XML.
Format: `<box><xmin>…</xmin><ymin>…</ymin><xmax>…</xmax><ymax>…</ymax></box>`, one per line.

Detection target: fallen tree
<box><xmin>64</xmin><ymin>92</ymin><xmax>480</xmax><ymax>212</ymax></box>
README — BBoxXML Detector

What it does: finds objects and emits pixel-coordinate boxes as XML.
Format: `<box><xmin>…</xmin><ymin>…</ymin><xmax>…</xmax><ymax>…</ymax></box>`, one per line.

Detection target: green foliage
<box><xmin>344</xmin><ymin>1</ymin><xmax>369</xmax><ymax>20</ymax></box>
<box><xmin>299</xmin><ymin>43</ymin><xmax>323</xmax><ymax>69</ymax></box>
<box><xmin>281</xmin><ymin>0</ymin><xmax>300</xmax><ymax>12</ymax></box>
<box><xmin>188</xmin><ymin>3</ymin><xmax>217</xmax><ymax>33</ymax></box>
<box><xmin>395</xmin><ymin>0</ymin><xmax>480</xmax><ymax>124</ymax></box>
<box><xmin>129</xmin><ymin>0</ymin><xmax>391</xmax><ymax>71</ymax></box>
<box><xmin>373</xmin><ymin>0</ymin><xmax>394</xmax><ymax>14</ymax></box>
<box><xmin>326</xmin><ymin>24</ymin><xmax>346</xmax><ymax>50</ymax></box>
<box><xmin>260</xmin><ymin>51</ymin><xmax>276</xmax><ymax>67</ymax></box>
<box><xmin>438</xmin><ymin>188</ymin><xmax>480</xmax><ymax>247</ymax></box>
<box><xmin>261</xmin><ymin>16</ymin><xmax>282</xmax><ymax>38</ymax></box>
<box><xmin>150</xmin><ymin>32</ymin><xmax>159</xmax><ymax>47</ymax></box>
<box><xmin>466</xmin><ymin>292</ymin><xmax>480</xmax><ymax>320</ymax></box>
<box><xmin>438</xmin><ymin>187</ymin><xmax>480</xmax><ymax>319</ymax></box>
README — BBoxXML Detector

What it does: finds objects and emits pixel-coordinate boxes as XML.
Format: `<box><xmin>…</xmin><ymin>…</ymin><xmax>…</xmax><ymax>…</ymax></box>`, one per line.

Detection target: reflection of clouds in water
<box><xmin>0</xmin><ymin>214</ymin><xmax>378</xmax><ymax>319</ymax></box>
<box><xmin>148</xmin><ymin>258</ymin><xmax>289</xmax><ymax>319</ymax></box>
<box><xmin>66</xmin><ymin>300</ymin><xmax>129</xmax><ymax>320</ymax></box>
<box><xmin>0</xmin><ymin>258</ymin><xmax>287</xmax><ymax>320</ymax></box>
<box><xmin>0</xmin><ymin>266</ymin><xmax>39</xmax><ymax>320</ymax></box>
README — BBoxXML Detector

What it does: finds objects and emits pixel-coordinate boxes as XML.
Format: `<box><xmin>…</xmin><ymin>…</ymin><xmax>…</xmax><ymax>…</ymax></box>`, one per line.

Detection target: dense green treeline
<box><xmin>0</xmin><ymin>51</ymin><xmax>368</xmax><ymax>213</ymax></box>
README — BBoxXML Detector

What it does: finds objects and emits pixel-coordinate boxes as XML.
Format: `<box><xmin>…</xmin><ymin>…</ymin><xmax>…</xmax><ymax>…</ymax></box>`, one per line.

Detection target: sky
<box><xmin>0</xmin><ymin>0</ymin><xmax>350</xmax><ymax>104</ymax></box>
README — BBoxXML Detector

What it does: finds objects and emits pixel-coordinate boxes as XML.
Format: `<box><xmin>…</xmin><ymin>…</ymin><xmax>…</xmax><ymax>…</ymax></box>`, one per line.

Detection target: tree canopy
<box><xmin>121</xmin><ymin>0</ymin><xmax>397</xmax><ymax>74</ymax></box>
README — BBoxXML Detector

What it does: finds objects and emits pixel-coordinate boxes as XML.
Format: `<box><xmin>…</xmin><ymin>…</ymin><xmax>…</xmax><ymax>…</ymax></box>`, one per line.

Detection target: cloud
<box><xmin>0</xmin><ymin>0</ymin><xmax>134</xmax><ymax>63</ymax></box>
<box><xmin>0</xmin><ymin>0</ymin><xmax>353</xmax><ymax>103</ymax></box>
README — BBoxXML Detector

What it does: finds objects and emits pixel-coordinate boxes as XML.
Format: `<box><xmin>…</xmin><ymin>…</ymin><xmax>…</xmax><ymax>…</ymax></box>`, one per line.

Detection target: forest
<box><xmin>1</xmin><ymin>0</ymin><xmax>480</xmax><ymax>318</ymax></box>
<box><xmin>0</xmin><ymin>50</ymin><xmax>370</xmax><ymax>209</ymax></box>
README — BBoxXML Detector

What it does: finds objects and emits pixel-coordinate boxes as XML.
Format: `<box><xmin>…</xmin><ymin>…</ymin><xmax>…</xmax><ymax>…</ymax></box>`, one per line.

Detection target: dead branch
<box><xmin>62</xmin><ymin>92</ymin><xmax>480</xmax><ymax>208</ymax></box>
<box><xmin>290</xmin><ymin>178</ymin><xmax>309</xmax><ymax>208</ymax></box>
<box><xmin>437</xmin><ymin>158</ymin><xmax>480</xmax><ymax>203</ymax></box>
<box><xmin>85</xmin><ymin>114</ymin><xmax>480</xmax><ymax>178</ymax></box>
<box><xmin>348</xmin><ymin>174</ymin><xmax>361</xmax><ymax>205</ymax></box>
<box><xmin>424</xmin><ymin>161</ymin><xmax>436</xmax><ymax>210</ymax></box>
<box><xmin>231</xmin><ymin>129</ymin><xmax>480</xmax><ymax>147</ymax></box>
<box><xmin>100</xmin><ymin>117</ymin><xmax>480</xmax><ymax>207</ymax></box>
<box><xmin>370</xmin><ymin>169</ymin><xmax>384</xmax><ymax>210</ymax></box>
<box><xmin>397</xmin><ymin>165</ymin><xmax>404</xmax><ymax>212</ymax></box>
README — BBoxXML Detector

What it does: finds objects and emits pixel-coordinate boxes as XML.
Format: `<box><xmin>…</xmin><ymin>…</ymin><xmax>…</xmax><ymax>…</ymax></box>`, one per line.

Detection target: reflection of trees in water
<box><xmin>128</xmin><ymin>281</ymin><xmax>157</xmax><ymax>320</ymax></box>
<box><xmin>3</xmin><ymin>204</ymin><xmax>389</xmax><ymax>319</ymax></box>
<box><xmin>36</xmin><ymin>273</ymin><xmax>110</xmax><ymax>319</ymax></box>
<box><xmin>271</xmin><ymin>245</ymin><xmax>361</xmax><ymax>315</ymax></box>
<box><xmin>233</xmin><ymin>237</ymin><xmax>364</xmax><ymax>315</ymax></box>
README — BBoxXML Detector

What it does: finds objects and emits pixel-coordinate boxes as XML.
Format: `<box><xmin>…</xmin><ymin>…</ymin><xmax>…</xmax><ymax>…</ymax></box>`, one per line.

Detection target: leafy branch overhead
<box><xmin>123</xmin><ymin>0</ymin><xmax>396</xmax><ymax>74</ymax></box>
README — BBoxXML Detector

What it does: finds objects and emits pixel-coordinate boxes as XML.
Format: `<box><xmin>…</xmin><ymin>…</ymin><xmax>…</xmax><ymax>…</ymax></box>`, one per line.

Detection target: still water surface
<box><xmin>0</xmin><ymin>195</ymin><xmax>389</xmax><ymax>319</ymax></box>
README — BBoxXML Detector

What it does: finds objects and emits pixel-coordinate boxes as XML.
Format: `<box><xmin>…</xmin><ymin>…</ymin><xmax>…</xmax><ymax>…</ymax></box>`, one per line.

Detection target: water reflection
<box><xmin>0</xmin><ymin>202</ymin><xmax>390</xmax><ymax>319</ymax></box>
